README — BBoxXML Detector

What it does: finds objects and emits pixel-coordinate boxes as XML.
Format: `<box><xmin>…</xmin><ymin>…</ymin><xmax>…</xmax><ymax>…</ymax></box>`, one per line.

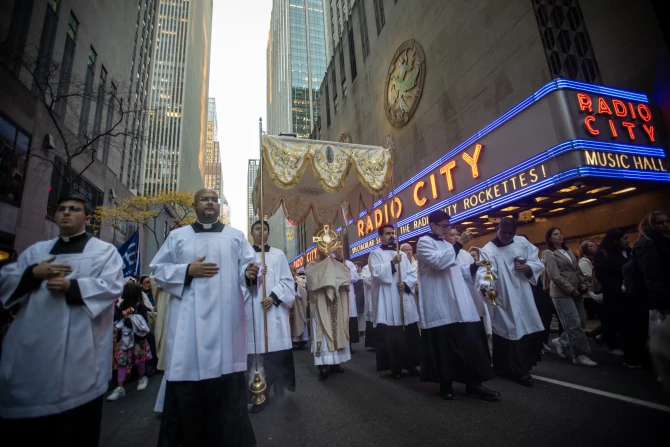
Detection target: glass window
<box><xmin>0</xmin><ymin>114</ymin><xmax>31</xmax><ymax>206</ymax></box>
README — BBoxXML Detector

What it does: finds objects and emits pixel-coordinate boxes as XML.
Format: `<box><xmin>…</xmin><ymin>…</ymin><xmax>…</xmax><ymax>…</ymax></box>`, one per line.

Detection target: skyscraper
<box><xmin>247</xmin><ymin>159</ymin><xmax>259</xmax><ymax>229</ymax></box>
<box><xmin>205</xmin><ymin>98</ymin><xmax>224</xmax><ymax>200</ymax></box>
<box><xmin>267</xmin><ymin>0</ymin><xmax>329</xmax><ymax>138</ymax></box>
<box><xmin>142</xmin><ymin>0</ymin><xmax>213</xmax><ymax>196</ymax></box>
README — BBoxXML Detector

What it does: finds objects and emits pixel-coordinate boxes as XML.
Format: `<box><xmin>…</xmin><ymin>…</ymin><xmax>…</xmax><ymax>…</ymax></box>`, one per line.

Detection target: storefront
<box><xmin>291</xmin><ymin>79</ymin><xmax>670</xmax><ymax>262</ymax></box>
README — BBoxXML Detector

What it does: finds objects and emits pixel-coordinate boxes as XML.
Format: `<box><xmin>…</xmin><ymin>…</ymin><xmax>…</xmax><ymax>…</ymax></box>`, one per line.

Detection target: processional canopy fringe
<box><xmin>253</xmin><ymin>136</ymin><xmax>392</xmax><ymax>226</ymax></box>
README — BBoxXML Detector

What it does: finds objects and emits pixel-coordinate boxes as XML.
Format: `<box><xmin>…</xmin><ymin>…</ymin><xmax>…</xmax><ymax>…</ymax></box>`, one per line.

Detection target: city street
<box><xmin>101</xmin><ymin>332</ymin><xmax>669</xmax><ymax>447</ymax></box>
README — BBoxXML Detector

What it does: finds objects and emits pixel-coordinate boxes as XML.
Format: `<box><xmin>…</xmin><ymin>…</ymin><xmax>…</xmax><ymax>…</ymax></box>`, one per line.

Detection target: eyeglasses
<box><xmin>197</xmin><ymin>197</ymin><xmax>220</xmax><ymax>203</ymax></box>
<box><xmin>56</xmin><ymin>205</ymin><xmax>84</xmax><ymax>213</ymax></box>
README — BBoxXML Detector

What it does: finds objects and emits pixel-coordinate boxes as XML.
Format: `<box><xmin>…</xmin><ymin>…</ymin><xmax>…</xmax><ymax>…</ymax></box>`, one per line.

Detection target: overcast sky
<box><xmin>209</xmin><ymin>0</ymin><xmax>274</xmax><ymax>232</ymax></box>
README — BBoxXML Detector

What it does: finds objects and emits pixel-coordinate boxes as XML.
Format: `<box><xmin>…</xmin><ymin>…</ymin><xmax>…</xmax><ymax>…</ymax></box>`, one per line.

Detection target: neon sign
<box><xmin>577</xmin><ymin>92</ymin><xmax>655</xmax><ymax>143</ymax></box>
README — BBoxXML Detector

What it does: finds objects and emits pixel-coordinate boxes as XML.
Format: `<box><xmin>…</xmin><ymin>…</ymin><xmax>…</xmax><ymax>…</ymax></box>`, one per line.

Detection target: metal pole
<box><xmin>387</xmin><ymin>135</ymin><xmax>405</xmax><ymax>330</ymax></box>
<box><xmin>259</xmin><ymin>118</ymin><xmax>269</xmax><ymax>353</ymax></box>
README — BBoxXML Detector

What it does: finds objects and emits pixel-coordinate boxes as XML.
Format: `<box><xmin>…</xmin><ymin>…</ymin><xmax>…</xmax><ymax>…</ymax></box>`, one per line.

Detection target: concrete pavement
<box><xmin>100</xmin><ymin>335</ymin><xmax>668</xmax><ymax>447</ymax></box>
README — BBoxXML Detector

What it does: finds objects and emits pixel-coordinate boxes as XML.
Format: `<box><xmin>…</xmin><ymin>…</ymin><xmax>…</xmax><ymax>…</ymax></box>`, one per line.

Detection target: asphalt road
<box><xmin>100</xmin><ymin>334</ymin><xmax>668</xmax><ymax>447</ymax></box>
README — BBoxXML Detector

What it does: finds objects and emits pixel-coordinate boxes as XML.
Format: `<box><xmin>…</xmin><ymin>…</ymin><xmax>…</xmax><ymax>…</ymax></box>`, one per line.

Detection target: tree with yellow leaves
<box><xmin>94</xmin><ymin>192</ymin><xmax>197</xmax><ymax>248</ymax></box>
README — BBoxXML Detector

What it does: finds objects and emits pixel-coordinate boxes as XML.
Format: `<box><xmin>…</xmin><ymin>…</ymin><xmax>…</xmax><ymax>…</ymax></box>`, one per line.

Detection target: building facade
<box><xmin>286</xmin><ymin>0</ymin><xmax>670</xmax><ymax>264</ymax></box>
<box><xmin>267</xmin><ymin>0</ymin><xmax>329</xmax><ymax>138</ymax></box>
<box><xmin>142</xmin><ymin>0</ymin><xmax>212</xmax><ymax>196</ymax></box>
<box><xmin>247</xmin><ymin>158</ymin><xmax>259</xmax><ymax>229</ymax></box>
<box><xmin>205</xmin><ymin>97</ymin><xmax>223</xmax><ymax>200</ymax></box>
<box><xmin>0</xmin><ymin>0</ymin><xmax>160</xmax><ymax>254</ymax></box>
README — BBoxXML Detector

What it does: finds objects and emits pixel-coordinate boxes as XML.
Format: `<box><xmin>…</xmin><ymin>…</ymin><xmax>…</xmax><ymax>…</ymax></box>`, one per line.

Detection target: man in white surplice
<box><xmin>244</xmin><ymin>219</ymin><xmax>295</xmax><ymax>413</ymax></box>
<box><xmin>443</xmin><ymin>228</ymin><xmax>493</xmax><ymax>344</ymax></box>
<box><xmin>0</xmin><ymin>194</ymin><xmax>124</xmax><ymax>445</ymax></box>
<box><xmin>332</xmin><ymin>244</ymin><xmax>360</xmax><ymax>352</ymax></box>
<box><xmin>417</xmin><ymin>210</ymin><xmax>500</xmax><ymax>401</ymax></box>
<box><xmin>360</xmin><ymin>263</ymin><xmax>376</xmax><ymax>348</ymax></box>
<box><xmin>150</xmin><ymin>188</ymin><xmax>259</xmax><ymax>446</ymax></box>
<box><xmin>369</xmin><ymin>224</ymin><xmax>420</xmax><ymax>379</ymax></box>
<box><xmin>476</xmin><ymin>217</ymin><xmax>544</xmax><ymax>388</ymax></box>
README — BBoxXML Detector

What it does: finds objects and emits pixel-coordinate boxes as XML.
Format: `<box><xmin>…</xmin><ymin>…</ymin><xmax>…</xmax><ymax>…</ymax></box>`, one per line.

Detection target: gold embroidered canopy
<box><xmin>253</xmin><ymin>136</ymin><xmax>393</xmax><ymax>225</ymax></box>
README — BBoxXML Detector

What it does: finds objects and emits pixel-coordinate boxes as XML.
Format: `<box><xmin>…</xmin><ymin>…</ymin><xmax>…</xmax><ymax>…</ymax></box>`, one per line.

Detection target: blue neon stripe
<box><xmin>362</xmin><ymin>80</ymin><xmax>652</xmax><ymax>208</ymax></box>
<box><xmin>350</xmin><ymin>166</ymin><xmax>670</xmax><ymax>258</ymax></box>
<box><xmin>358</xmin><ymin>210</ymin><xmax>368</xmax><ymax>218</ymax></box>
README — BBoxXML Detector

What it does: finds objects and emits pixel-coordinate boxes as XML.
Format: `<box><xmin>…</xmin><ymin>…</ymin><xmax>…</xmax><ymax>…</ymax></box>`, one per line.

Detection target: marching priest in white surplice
<box><xmin>244</xmin><ymin>220</ymin><xmax>296</xmax><ymax>413</ymax></box>
<box><xmin>150</xmin><ymin>188</ymin><xmax>259</xmax><ymax>446</ymax></box>
<box><xmin>417</xmin><ymin>210</ymin><xmax>500</xmax><ymax>402</ymax></box>
<box><xmin>444</xmin><ymin>228</ymin><xmax>493</xmax><ymax>352</ymax></box>
<box><xmin>369</xmin><ymin>224</ymin><xmax>420</xmax><ymax>379</ymax></box>
<box><xmin>0</xmin><ymin>194</ymin><xmax>124</xmax><ymax>445</ymax></box>
<box><xmin>360</xmin><ymin>263</ymin><xmax>376</xmax><ymax>348</ymax></box>
<box><xmin>476</xmin><ymin>217</ymin><xmax>544</xmax><ymax>388</ymax></box>
<box><xmin>306</xmin><ymin>248</ymin><xmax>352</xmax><ymax>380</ymax></box>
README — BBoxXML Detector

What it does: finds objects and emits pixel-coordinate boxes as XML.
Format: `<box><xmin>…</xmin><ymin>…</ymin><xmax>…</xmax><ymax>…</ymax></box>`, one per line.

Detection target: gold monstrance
<box><xmin>313</xmin><ymin>225</ymin><xmax>340</xmax><ymax>255</ymax></box>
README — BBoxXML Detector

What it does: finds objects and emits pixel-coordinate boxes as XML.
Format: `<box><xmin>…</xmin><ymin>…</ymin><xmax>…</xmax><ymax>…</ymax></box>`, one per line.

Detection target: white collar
<box><xmin>197</xmin><ymin>220</ymin><xmax>216</xmax><ymax>229</ymax></box>
<box><xmin>60</xmin><ymin>231</ymin><xmax>86</xmax><ymax>242</ymax></box>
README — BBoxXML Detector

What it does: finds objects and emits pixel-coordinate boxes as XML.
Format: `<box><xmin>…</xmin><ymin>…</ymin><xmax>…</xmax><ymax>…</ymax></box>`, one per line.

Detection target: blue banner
<box><xmin>117</xmin><ymin>231</ymin><xmax>140</xmax><ymax>279</ymax></box>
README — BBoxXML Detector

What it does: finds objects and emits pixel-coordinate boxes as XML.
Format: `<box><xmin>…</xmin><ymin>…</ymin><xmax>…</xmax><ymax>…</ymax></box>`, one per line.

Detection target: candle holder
<box><xmin>483</xmin><ymin>261</ymin><xmax>499</xmax><ymax>306</ymax></box>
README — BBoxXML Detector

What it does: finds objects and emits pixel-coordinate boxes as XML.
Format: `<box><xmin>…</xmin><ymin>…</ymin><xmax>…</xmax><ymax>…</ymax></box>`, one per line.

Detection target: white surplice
<box><xmin>339</xmin><ymin>259</ymin><xmax>359</xmax><ymax>317</ymax></box>
<box><xmin>369</xmin><ymin>248</ymin><xmax>418</xmax><ymax>327</ymax></box>
<box><xmin>457</xmin><ymin>249</ymin><xmax>493</xmax><ymax>335</ymax></box>
<box><xmin>476</xmin><ymin>236</ymin><xmax>544</xmax><ymax>340</ymax></box>
<box><xmin>150</xmin><ymin>224</ymin><xmax>255</xmax><ymax>382</ymax></box>
<box><xmin>244</xmin><ymin>247</ymin><xmax>295</xmax><ymax>354</ymax></box>
<box><xmin>0</xmin><ymin>237</ymin><xmax>123</xmax><ymax>418</ymax></box>
<box><xmin>416</xmin><ymin>235</ymin><xmax>481</xmax><ymax>329</ymax></box>
<box><xmin>360</xmin><ymin>265</ymin><xmax>374</xmax><ymax>322</ymax></box>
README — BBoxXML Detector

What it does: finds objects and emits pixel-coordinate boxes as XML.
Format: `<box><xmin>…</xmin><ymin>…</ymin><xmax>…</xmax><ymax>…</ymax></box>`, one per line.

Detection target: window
<box><xmin>78</xmin><ymin>47</ymin><xmax>97</xmax><ymax>136</ymax></box>
<box><xmin>33</xmin><ymin>0</ymin><xmax>61</xmax><ymax>94</ymax></box>
<box><xmin>46</xmin><ymin>158</ymin><xmax>103</xmax><ymax>233</ymax></box>
<box><xmin>331</xmin><ymin>68</ymin><xmax>338</xmax><ymax>114</ymax></box>
<box><xmin>373</xmin><ymin>0</ymin><xmax>385</xmax><ymax>35</ymax></box>
<box><xmin>3</xmin><ymin>0</ymin><xmax>35</xmax><ymax>75</ymax></box>
<box><xmin>325</xmin><ymin>79</ymin><xmax>331</xmax><ymax>127</ymax></box>
<box><xmin>357</xmin><ymin>0</ymin><xmax>370</xmax><ymax>59</ymax></box>
<box><xmin>348</xmin><ymin>20</ymin><xmax>357</xmax><ymax>80</ymax></box>
<box><xmin>339</xmin><ymin>45</ymin><xmax>346</xmax><ymax>86</ymax></box>
<box><xmin>102</xmin><ymin>83</ymin><xmax>117</xmax><ymax>166</ymax></box>
<box><xmin>92</xmin><ymin>66</ymin><xmax>107</xmax><ymax>155</ymax></box>
<box><xmin>54</xmin><ymin>12</ymin><xmax>78</xmax><ymax>117</ymax></box>
<box><xmin>533</xmin><ymin>0</ymin><xmax>601</xmax><ymax>83</ymax></box>
<box><xmin>0</xmin><ymin>114</ymin><xmax>31</xmax><ymax>206</ymax></box>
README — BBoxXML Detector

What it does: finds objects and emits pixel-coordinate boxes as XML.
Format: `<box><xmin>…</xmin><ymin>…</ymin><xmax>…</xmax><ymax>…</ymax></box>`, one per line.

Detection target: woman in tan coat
<box><xmin>542</xmin><ymin>228</ymin><xmax>597</xmax><ymax>367</ymax></box>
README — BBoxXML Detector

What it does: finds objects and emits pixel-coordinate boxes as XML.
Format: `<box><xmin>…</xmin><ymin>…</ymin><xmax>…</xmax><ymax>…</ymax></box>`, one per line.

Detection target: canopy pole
<box><xmin>387</xmin><ymin>135</ymin><xmax>405</xmax><ymax>330</ymax></box>
<box><xmin>259</xmin><ymin>118</ymin><xmax>269</xmax><ymax>353</ymax></box>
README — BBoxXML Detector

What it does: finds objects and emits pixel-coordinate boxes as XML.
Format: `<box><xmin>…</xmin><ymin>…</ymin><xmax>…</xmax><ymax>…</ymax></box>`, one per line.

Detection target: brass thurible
<box><xmin>483</xmin><ymin>261</ymin><xmax>498</xmax><ymax>306</ymax></box>
<box><xmin>249</xmin><ymin>370</ymin><xmax>267</xmax><ymax>405</ymax></box>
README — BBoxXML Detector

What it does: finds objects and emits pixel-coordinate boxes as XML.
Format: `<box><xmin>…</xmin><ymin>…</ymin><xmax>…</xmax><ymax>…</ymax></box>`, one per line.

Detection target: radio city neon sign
<box><xmin>355</xmin><ymin>144</ymin><xmax>484</xmax><ymax>237</ymax></box>
<box><xmin>577</xmin><ymin>93</ymin><xmax>655</xmax><ymax>143</ymax></box>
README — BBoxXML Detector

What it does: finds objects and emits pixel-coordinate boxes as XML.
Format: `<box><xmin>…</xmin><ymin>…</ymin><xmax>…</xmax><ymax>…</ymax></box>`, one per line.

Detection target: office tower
<box><xmin>205</xmin><ymin>98</ymin><xmax>224</xmax><ymax>200</ymax></box>
<box><xmin>143</xmin><ymin>0</ymin><xmax>213</xmax><ymax>195</ymax></box>
<box><xmin>247</xmin><ymin>159</ymin><xmax>260</xmax><ymax>229</ymax></box>
<box><xmin>267</xmin><ymin>0</ymin><xmax>329</xmax><ymax>138</ymax></box>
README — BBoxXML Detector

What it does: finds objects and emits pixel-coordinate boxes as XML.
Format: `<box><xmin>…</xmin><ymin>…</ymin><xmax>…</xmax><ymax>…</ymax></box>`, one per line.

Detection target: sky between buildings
<box><xmin>210</xmin><ymin>0</ymin><xmax>273</xmax><ymax>233</ymax></box>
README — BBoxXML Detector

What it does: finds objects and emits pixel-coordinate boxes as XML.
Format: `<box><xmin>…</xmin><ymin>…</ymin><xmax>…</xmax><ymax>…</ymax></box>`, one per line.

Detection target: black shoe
<box><xmin>516</xmin><ymin>374</ymin><xmax>534</xmax><ymax>387</ymax></box>
<box><xmin>407</xmin><ymin>366</ymin><xmax>420</xmax><ymax>376</ymax></box>
<box><xmin>319</xmin><ymin>366</ymin><xmax>329</xmax><ymax>380</ymax></box>
<box><xmin>329</xmin><ymin>365</ymin><xmax>345</xmax><ymax>374</ymax></box>
<box><xmin>392</xmin><ymin>373</ymin><xmax>402</xmax><ymax>380</ymax></box>
<box><xmin>466</xmin><ymin>383</ymin><xmax>501</xmax><ymax>401</ymax></box>
<box><xmin>440</xmin><ymin>383</ymin><xmax>454</xmax><ymax>400</ymax></box>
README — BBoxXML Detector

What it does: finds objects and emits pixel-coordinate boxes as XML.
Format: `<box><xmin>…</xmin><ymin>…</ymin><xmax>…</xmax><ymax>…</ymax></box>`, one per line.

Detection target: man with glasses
<box><xmin>150</xmin><ymin>188</ymin><xmax>260</xmax><ymax>446</ymax></box>
<box><xmin>417</xmin><ymin>210</ymin><xmax>500</xmax><ymax>401</ymax></box>
<box><xmin>476</xmin><ymin>217</ymin><xmax>545</xmax><ymax>387</ymax></box>
<box><xmin>0</xmin><ymin>194</ymin><xmax>124</xmax><ymax>445</ymax></box>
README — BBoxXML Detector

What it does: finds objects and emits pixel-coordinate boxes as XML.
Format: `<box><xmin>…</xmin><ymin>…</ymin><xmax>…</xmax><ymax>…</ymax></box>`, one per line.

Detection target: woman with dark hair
<box><xmin>634</xmin><ymin>211</ymin><xmax>670</xmax><ymax>329</ymax></box>
<box><xmin>542</xmin><ymin>228</ymin><xmax>597</xmax><ymax>366</ymax></box>
<box><xmin>594</xmin><ymin>227</ymin><xmax>646</xmax><ymax>367</ymax></box>
<box><xmin>107</xmin><ymin>282</ymin><xmax>152</xmax><ymax>401</ymax></box>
